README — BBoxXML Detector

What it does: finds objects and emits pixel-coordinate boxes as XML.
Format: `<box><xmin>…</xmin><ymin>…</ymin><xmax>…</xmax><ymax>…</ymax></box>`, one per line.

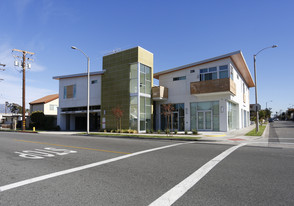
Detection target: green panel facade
<box><xmin>101</xmin><ymin>47</ymin><xmax>153</xmax><ymax>131</ymax></box>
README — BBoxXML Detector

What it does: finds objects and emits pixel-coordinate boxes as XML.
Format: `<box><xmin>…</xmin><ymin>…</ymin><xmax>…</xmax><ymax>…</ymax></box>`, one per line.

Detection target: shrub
<box><xmin>150</xmin><ymin>129</ymin><xmax>154</xmax><ymax>134</ymax></box>
<box><xmin>157</xmin><ymin>130</ymin><xmax>161</xmax><ymax>134</ymax></box>
<box><xmin>184</xmin><ymin>130</ymin><xmax>188</xmax><ymax>135</ymax></box>
<box><xmin>110</xmin><ymin>130</ymin><xmax>114</xmax><ymax>133</ymax></box>
<box><xmin>165</xmin><ymin>129</ymin><xmax>170</xmax><ymax>134</ymax></box>
<box><xmin>192</xmin><ymin>129</ymin><xmax>198</xmax><ymax>135</ymax></box>
<box><xmin>146</xmin><ymin>129</ymin><xmax>150</xmax><ymax>134</ymax></box>
<box><xmin>174</xmin><ymin>129</ymin><xmax>178</xmax><ymax>134</ymax></box>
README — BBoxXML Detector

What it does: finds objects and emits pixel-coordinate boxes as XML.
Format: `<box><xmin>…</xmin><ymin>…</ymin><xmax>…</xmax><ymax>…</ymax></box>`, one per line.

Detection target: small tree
<box><xmin>161</xmin><ymin>104</ymin><xmax>174</xmax><ymax>131</ymax></box>
<box><xmin>112</xmin><ymin>105</ymin><xmax>123</xmax><ymax>131</ymax></box>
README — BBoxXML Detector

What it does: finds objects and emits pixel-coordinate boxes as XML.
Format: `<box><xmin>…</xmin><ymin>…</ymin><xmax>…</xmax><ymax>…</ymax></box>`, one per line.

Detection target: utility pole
<box><xmin>12</xmin><ymin>49</ymin><xmax>34</xmax><ymax>131</ymax></box>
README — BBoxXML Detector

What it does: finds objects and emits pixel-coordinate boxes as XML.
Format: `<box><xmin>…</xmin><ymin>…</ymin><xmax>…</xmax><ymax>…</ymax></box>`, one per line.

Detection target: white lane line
<box><xmin>149</xmin><ymin>143</ymin><xmax>247</xmax><ymax>206</ymax></box>
<box><xmin>0</xmin><ymin>142</ymin><xmax>193</xmax><ymax>192</ymax></box>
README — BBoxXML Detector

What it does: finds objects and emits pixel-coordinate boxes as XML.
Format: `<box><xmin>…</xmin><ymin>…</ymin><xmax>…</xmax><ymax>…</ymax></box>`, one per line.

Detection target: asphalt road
<box><xmin>0</xmin><ymin>122</ymin><xmax>293</xmax><ymax>206</ymax></box>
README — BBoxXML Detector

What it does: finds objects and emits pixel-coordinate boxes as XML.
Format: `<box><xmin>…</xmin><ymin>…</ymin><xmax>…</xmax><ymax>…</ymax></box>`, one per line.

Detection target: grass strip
<box><xmin>245</xmin><ymin>125</ymin><xmax>266</xmax><ymax>136</ymax></box>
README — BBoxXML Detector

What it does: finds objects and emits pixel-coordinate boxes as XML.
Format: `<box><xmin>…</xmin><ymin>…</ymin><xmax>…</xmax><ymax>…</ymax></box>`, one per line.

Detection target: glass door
<box><xmin>198</xmin><ymin>112</ymin><xmax>204</xmax><ymax>130</ymax></box>
<box><xmin>197</xmin><ymin>111</ymin><xmax>212</xmax><ymax>130</ymax></box>
<box><xmin>205</xmin><ymin>111</ymin><xmax>212</xmax><ymax>130</ymax></box>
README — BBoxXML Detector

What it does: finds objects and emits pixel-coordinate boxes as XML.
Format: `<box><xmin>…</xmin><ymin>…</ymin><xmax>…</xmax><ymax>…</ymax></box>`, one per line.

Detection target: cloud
<box><xmin>0</xmin><ymin>44</ymin><xmax>52</xmax><ymax>107</ymax></box>
<box><xmin>0</xmin><ymin>80</ymin><xmax>55</xmax><ymax>107</ymax></box>
<box><xmin>0</xmin><ymin>44</ymin><xmax>46</xmax><ymax>73</ymax></box>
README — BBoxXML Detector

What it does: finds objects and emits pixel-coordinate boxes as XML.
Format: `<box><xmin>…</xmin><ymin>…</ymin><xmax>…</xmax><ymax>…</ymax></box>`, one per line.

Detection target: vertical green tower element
<box><xmin>101</xmin><ymin>47</ymin><xmax>153</xmax><ymax>132</ymax></box>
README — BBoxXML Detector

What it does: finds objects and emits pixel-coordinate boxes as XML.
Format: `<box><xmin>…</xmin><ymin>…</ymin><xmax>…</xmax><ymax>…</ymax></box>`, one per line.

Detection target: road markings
<box><xmin>149</xmin><ymin>143</ymin><xmax>247</xmax><ymax>206</ymax></box>
<box><xmin>15</xmin><ymin>139</ymin><xmax>130</xmax><ymax>154</ymax></box>
<box><xmin>0</xmin><ymin>142</ymin><xmax>193</xmax><ymax>192</ymax></box>
<box><xmin>15</xmin><ymin>148</ymin><xmax>77</xmax><ymax>159</ymax></box>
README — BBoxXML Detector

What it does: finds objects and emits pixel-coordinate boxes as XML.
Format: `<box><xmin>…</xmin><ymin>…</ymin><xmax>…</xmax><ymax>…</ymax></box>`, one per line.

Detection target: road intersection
<box><xmin>0</xmin><ymin>121</ymin><xmax>293</xmax><ymax>205</ymax></box>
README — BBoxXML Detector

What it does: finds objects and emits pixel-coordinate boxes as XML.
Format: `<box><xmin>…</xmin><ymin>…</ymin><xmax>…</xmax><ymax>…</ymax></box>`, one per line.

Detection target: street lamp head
<box><xmin>272</xmin><ymin>45</ymin><xmax>278</xmax><ymax>48</ymax></box>
<box><xmin>71</xmin><ymin>46</ymin><xmax>77</xmax><ymax>50</ymax></box>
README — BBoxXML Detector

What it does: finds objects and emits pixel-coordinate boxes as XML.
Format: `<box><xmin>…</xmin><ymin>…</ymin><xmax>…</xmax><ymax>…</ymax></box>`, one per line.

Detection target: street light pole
<box><xmin>254</xmin><ymin>45</ymin><xmax>277</xmax><ymax>132</ymax></box>
<box><xmin>71</xmin><ymin>46</ymin><xmax>90</xmax><ymax>135</ymax></box>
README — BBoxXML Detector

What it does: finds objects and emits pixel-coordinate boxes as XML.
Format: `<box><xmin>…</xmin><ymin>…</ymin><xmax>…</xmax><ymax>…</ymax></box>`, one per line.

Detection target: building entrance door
<box><xmin>197</xmin><ymin>111</ymin><xmax>212</xmax><ymax>130</ymax></box>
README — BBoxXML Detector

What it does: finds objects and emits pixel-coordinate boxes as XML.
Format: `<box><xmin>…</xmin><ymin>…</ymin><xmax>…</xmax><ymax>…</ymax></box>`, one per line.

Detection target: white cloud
<box><xmin>0</xmin><ymin>43</ymin><xmax>53</xmax><ymax>107</ymax></box>
<box><xmin>0</xmin><ymin>80</ymin><xmax>55</xmax><ymax>107</ymax></box>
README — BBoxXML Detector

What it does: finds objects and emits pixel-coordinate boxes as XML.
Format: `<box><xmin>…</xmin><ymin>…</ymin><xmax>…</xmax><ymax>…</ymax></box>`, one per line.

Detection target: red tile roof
<box><xmin>29</xmin><ymin>94</ymin><xmax>59</xmax><ymax>105</ymax></box>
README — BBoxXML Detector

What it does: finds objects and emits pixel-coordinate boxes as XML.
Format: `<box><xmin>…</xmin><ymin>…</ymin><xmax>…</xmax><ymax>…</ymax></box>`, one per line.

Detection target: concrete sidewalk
<box><xmin>200</xmin><ymin>124</ymin><xmax>269</xmax><ymax>142</ymax></box>
<box><xmin>37</xmin><ymin>124</ymin><xmax>266</xmax><ymax>143</ymax></box>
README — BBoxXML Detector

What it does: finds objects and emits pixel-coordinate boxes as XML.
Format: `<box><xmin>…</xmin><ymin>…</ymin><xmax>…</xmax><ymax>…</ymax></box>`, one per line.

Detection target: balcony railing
<box><xmin>152</xmin><ymin>86</ymin><xmax>168</xmax><ymax>101</ymax></box>
<box><xmin>190</xmin><ymin>78</ymin><xmax>236</xmax><ymax>96</ymax></box>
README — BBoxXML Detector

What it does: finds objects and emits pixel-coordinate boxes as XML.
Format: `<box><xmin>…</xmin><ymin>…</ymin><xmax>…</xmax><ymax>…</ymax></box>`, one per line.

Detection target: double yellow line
<box><xmin>15</xmin><ymin>139</ymin><xmax>130</xmax><ymax>154</ymax></box>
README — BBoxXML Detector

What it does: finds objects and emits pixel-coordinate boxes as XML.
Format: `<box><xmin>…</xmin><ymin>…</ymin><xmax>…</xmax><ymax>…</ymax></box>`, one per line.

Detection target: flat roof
<box><xmin>103</xmin><ymin>46</ymin><xmax>153</xmax><ymax>57</ymax></box>
<box><xmin>154</xmin><ymin>51</ymin><xmax>255</xmax><ymax>88</ymax></box>
<box><xmin>53</xmin><ymin>71</ymin><xmax>104</xmax><ymax>80</ymax></box>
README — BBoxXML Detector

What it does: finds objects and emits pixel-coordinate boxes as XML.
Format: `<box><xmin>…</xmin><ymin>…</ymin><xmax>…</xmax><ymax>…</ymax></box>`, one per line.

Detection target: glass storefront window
<box><xmin>160</xmin><ymin>103</ymin><xmax>185</xmax><ymax>131</ymax></box>
<box><xmin>190</xmin><ymin>101</ymin><xmax>219</xmax><ymax>131</ymax></box>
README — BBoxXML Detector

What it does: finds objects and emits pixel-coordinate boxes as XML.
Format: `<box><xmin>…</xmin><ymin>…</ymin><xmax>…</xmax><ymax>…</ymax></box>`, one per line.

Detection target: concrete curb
<box><xmin>262</xmin><ymin>123</ymin><xmax>270</xmax><ymax>138</ymax></box>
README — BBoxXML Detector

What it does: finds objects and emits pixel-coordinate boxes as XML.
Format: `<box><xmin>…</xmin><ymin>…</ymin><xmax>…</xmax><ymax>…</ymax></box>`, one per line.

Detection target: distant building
<box><xmin>29</xmin><ymin>94</ymin><xmax>59</xmax><ymax>115</ymax></box>
<box><xmin>29</xmin><ymin>94</ymin><xmax>59</xmax><ymax>127</ymax></box>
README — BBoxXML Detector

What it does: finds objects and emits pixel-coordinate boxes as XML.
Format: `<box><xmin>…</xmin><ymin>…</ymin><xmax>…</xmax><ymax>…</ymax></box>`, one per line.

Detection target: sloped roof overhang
<box><xmin>154</xmin><ymin>51</ymin><xmax>255</xmax><ymax>88</ymax></box>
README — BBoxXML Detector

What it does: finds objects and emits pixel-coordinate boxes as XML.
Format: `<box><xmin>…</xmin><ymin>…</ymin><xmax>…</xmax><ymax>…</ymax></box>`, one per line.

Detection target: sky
<box><xmin>0</xmin><ymin>0</ymin><xmax>293</xmax><ymax>115</ymax></box>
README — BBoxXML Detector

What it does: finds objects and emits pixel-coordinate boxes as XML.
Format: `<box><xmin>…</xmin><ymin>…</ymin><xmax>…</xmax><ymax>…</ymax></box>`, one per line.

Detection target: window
<box><xmin>91</xmin><ymin>80</ymin><xmax>98</xmax><ymax>84</ymax></box>
<box><xmin>161</xmin><ymin>103</ymin><xmax>185</xmax><ymax>131</ymax></box>
<box><xmin>219</xmin><ymin>65</ymin><xmax>229</xmax><ymax>79</ymax></box>
<box><xmin>190</xmin><ymin>70</ymin><xmax>195</xmax><ymax>73</ymax></box>
<box><xmin>173</xmin><ymin>76</ymin><xmax>186</xmax><ymax>81</ymax></box>
<box><xmin>130</xmin><ymin>63</ymin><xmax>138</xmax><ymax>94</ymax></box>
<box><xmin>64</xmin><ymin>85</ymin><xmax>76</xmax><ymax>99</ymax></box>
<box><xmin>140</xmin><ymin>64</ymin><xmax>151</xmax><ymax>94</ymax></box>
<box><xmin>230</xmin><ymin>66</ymin><xmax>234</xmax><ymax>80</ymax></box>
<box><xmin>200</xmin><ymin>67</ymin><xmax>217</xmax><ymax>81</ymax></box>
<box><xmin>49</xmin><ymin>104</ymin><xmax>58</xmax><ymax>111</ymax></box>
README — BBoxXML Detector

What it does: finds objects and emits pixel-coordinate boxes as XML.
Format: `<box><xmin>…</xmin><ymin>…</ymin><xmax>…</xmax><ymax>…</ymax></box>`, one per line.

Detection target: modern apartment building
<box><xmin>153</xmin><ymin>50</ymin><xmax>254</xmax><ymax>132</ymax></box>
<box><xmin>53</xmin><ymin>47</ymin><xmax>254</xmax><ymax>132</ymax></box>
